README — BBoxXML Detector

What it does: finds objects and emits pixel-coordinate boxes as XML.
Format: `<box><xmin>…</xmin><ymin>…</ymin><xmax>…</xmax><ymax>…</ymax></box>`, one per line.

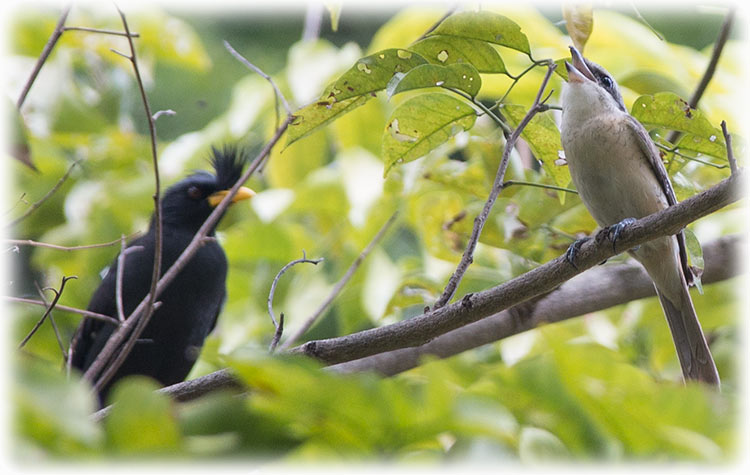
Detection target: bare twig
<box><xmin>4</xmin><ymin>233</ymin><xmax>140</xmax><ymax>251</ymax></box>
<box><xmin>33</xmin><ymin>281</ymin><xmax>67</xmax><ymax>361</ymax></box>
<box><xmin>291</xmin><ymin>171</ymin><xmax>744</xmax><ymax>365</ymax></box>
<box><xmin>224</xmin><ymin>40</ymin><xmax>293</xmax><ymax>122</ymax></box>
<box><xmin>16</xmin><ymin>4</ymin><xmax>71</xmax><ymax>108</ymax></box>
<box><xmin>5</xmin><ymin>296</ymin><xmax>119</xmax><ymax>324</ymax></box>
<box><xmin>279</xmin><ymin>211</ymin><xmax>399</xmax><ymax>350</ymax></box>
<box><xmin>433</xmin><ymin>62</ymin><xmax>558</xmax><ymax>309</ymax></box>
<box><xmin>666</xmin><ymin>6</ymin><xmax>735</xmax><ymax>144</ymax></box>
<box><xmin>62</xmin><ymin>26</ymin><xmax>139</xmax><ymax>37</ymax></box>
<box><xmin>267</xmin><ymin>251</ymin><xmax>324</xmax><ymax>352</ymax></box>
<box><xmin>83</xmin><ymin>114</ymin><xmax>294</xmax><ymax>388</ymax></box>
<box><xmin>115</xmin><ymin>240</ymin><xmax>144</xmax><ymax>322</ymax></box>
<box><xmin>502</xmin><ymin>180</ymin><xmax>578</xmax><ymax>194</ymax></box>
<box><xmin>720</xmin><ymin>120</ymin><xmax>738</xmax><ymax>175</ymax></box>
<box><xmin>90</xmin><ymin>6</ymin><xmax>163</xmax><ymax>393</ymax></box>
<box><xmin>301</xmin><ymin>2</ymin><xmax>324</xmax><ymax>41</ymax></box>
<box><xmin>269</xmin><ymin>314</ymin><xmax>285</xmax><ymax>353</ymax></box>
<box><xmin>5</xmin><ymin>159</ymin><xmax>81</xmax><ymax>229</ymax></box>
<box><xmin>152</xmin><ymin>109</ymin><xmax>176</xmax><ymax>121</ymax></box>
<box><xmin>18</xmin><ymin>276</ymin><xmax>77</xmax><ymax>349</ymax></box>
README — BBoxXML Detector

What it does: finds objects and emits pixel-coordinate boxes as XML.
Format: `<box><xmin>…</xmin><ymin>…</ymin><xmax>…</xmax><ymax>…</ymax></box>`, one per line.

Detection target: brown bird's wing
<box><xmin>624</xmin><ymin>115</ymin><xmax>694</xmax><ymax>286</ymax></box>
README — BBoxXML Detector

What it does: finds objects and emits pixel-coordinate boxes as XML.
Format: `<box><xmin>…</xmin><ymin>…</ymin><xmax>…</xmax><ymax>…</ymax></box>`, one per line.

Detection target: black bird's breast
<box><xmin>72</xmin><ymin>227</ymin><xmax>228</xmax><ymax>399</ymax></box>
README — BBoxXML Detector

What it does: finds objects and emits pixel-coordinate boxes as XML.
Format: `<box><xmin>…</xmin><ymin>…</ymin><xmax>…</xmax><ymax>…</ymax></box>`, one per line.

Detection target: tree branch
<box><xmin>18</xmin><ymin>276</ymin><xmax>77</xmax><ymax>349</ymax></box>
<box><xmin>6</xmin><ymin>159</ymin><xmax>80</xmax><ymax>229</ymax></box>
<box><xmin>433</xmin><ymin>61</ymin><xmax>557</xmax><ymax>310</ymax></box>
<box><xmin>16</xmin><ymin>4</ymin><xmax>71</xmax><ymax>109</ymax></box>
<box><xmin>126</xmin><ymin>231</ymin><xmax>742</xmax><ymax>406</ymax></box>
<box><xmin>666</xmin><ymin>6</ymin><xmax>735</xmax><ymax>144</ymax></box>
<box><xmin>4</xmin><ymin>296</ymin><xmax>119</xmax><ymax>325</ymax></box>
<box><xmin>329</xmin><ymin>234</ymin><xmax>745</xmax><ymax>376</ymax></box>
<box><xmin>291</xmin><ymin>170</ymin><xmax>744</xmax><ymax>366</ymax></box>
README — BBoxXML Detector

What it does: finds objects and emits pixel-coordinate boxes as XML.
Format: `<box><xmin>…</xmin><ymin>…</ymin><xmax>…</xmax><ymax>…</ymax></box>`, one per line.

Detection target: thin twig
<box><xmin>5</xmin><ymin>296</ymin><xmax>119</xmax><ymax>324</ymax></box>
<box><xmin>18</xmin><ymin>276</ymin><xmax>77</xmax><ymax>349</ymax></box>
<box><xmin>4</xmin><ymin>233</ymin><xmax>141</xmax><ymax>251</ymax></box>
<box><xmin>666</xmin><ymin>6</ymin><xmax>735</xmax><ymax>144</ymax></box>
<box><xmin>115</xmin><ymin>240</ymin><xmax>144</xmax><ymax>322</ymax></box>
<box><xmin>279</xmin><ymin>211</ymin><xmax>399</xmax><ymax>350</ymax></box>
<box><xmin>62</xmin><ymin>26</ymin><xmax>139</xmax><ymax>37</ymax></box>
<box><xmin>502</xmin><ymin>180</ymin><xmax>578</xmax><ymax>194</ymax></box>
<box><xmin>433</xmin><ymin>62</ymin><xmax>558</xmax><ymax>310</ymax></box>
<box><xmin>17</xmin><ymin>4</ymin><xmax>71</xmax><ymax>108</ymax></box>
<box><xmin>224</xmin><ymin>40</ymin><xmax>293</xmax><ymax>119</ymax></box>
<box><xmin>267</xmin><ymin>251</ymin><xmax>324</xmax><ymax>352</ymax></box>
<box><xmin>83</xmin><ymin>114</ymin><xmax>294</xmax><ymax>388</ymax></box>
<box><xmin>721</xmin><ymin>120</ymin><xmax>738</xmax><ymax>175</ymax></box>
<box><xmin>90</xmin><ymin>6</ymin><xmax>163</xmax><ymax>393</ymax></box>
<box><xmin>269</xmin><ymin>314</ymin><xmax>285</xmax><ymax>353</ymax></box>
<box><xmin>33</xmin><ymin>281</ymin><xmax>67</xmax><ymax>361</ymax></box>
<box><xmin>5</xmin><ymin>159</ymin><xmax>81</xmax><ymax>229</ymax></box>
<box><xmin>414</xmin><ymin>5</ymin><xmax>458</xmax><ymax>43</ymax></box>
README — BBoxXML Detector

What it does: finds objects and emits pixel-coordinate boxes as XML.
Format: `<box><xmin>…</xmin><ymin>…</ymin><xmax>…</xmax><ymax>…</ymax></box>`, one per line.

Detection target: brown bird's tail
<box><xmin>655</xmin><ymin>285</ymin><xmax>720</xmax><ymax>386</ymax></box>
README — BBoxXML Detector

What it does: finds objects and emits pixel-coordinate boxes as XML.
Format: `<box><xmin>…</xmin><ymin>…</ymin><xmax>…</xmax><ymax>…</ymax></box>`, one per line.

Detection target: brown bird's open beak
<box><xmin>565</xmin><ymin>45</ymin><xmax>596</xmax><ymax>84</ymax></box>
<box><xmin>207</xmin><ymin>186</ymin><xmax>255</xmax><ymax>207</ymax></box>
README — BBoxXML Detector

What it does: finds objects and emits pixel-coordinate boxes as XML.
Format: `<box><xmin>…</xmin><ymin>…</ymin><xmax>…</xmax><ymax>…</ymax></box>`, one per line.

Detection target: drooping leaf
<box><xmin>388</xmin><ymin>63</ymin><xmax>482</xmax><ymax>99</ymax></box>
<box><xmin>428</xmin><ymin>11</ymin><xmax>531</xmax><ymax>56</ymax></box>
<box><xmin>382</xmin><ymin>93</ymin><xmax>476</xmax><ymax>175</ymax></box>
<box><xmin>562</xmin><ymin>4</ymin><xmax>594</xmax><ymax>53</ymax></box>
<box><xmin>675</xmin><ymin>133</ymin><xmax>728</xmax><ymax>161</ymax></box>
<box><xmin>409</xmin><ymin>36</ymin><xmax>507</xmax><ymax>74</ymax></box>
<box><xmin>286</xmin><ymin>95</ymin><xmax>370</xmax><ymax>146</ymax></box>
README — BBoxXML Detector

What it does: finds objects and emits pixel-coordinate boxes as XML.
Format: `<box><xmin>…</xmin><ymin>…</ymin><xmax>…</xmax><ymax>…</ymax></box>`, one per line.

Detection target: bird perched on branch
<box><xmin>71</xmin><ymin>146</ymin><xmax>255</xmax><ymax>402</ymax></box>
<box><xmin>560</xmin><ymin>46</ymin><xmax>719</xmax><ymax>386</ymax></box>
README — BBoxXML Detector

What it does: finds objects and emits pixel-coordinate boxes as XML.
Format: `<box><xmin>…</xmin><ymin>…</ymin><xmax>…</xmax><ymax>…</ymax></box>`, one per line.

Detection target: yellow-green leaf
<box><xmin>388</xmin><ymin>63</ymin><xmax>482</xmax><ymax>99</ymax></box>
<box><xmin>429</xmin><ymin>11</ymin><xmax>531</xmax><ymax>56</ymax></box>
<box><xmin>382</xmin><ymin>93</ymin><xmax>476</xmax><ymax>175</ymax></box>
<box><xmin>409</xmin><ymin>36</ymin><xmax>507</xmax><ymax>74</ymax></box>
<box><xmin>562</xmin><ymin>4</ymin><xmax>594</xmax><ymax>53</ymax></box>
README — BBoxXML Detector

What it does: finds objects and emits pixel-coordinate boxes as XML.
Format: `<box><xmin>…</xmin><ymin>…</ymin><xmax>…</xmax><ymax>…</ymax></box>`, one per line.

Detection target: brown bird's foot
<box><xmin>565</xmin><ymin>236</ymin><xmax>591</xmax><ymax>270</ymax></box>
<box><xmin>602</xmin><ymin>217</ymin><xmax>636</xmax><ymax>253</ymax></box>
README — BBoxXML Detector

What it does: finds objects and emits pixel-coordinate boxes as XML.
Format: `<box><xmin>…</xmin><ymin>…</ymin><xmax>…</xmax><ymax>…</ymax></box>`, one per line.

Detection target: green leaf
<box><xmin>501</xmin><ymin>104</ymin><xmax>571</xmax><ymax>192</ymax></box>
<box><xmin>409</xmin><ymin>36</ymin><xmax>507</xmax><ymax>74</ymax></box>
<box><xmin>429</xmin><ymin>11</ymin><xmax>531</xmax><ymax>56</ymax></box>
<box><xmin>287</xmin><ymin>95</ymin><xmax>370</xmax><ymax>146</ymax></box>
<box><xmin>325</xmin><ymin>48</ymin><xmax>428</xmax><ymax>103</ymax></box>
<box><xmin>562</xmin><ymin>4</ymin><xmax>593</xmax><ymax>53</ymax></box>
<box><xmin>675</xmin><ymin>133</ymin><xmax>728</xmax><ymax>161</ymax></box>
<box><xmin>388</xmin><ymin>63</ymin><xmax>482</xmax><ymax>99</ymax></box>
<box><xmin>382</xmin><ymin>93</ymin><xmax>476</xmax><ymax>175</ymax></box>
<box><xmin>683</xmin><ymin>228</ymin><xmax>704</xmax><ymax>293</ymax></box>
<box><xmin>105</xmin><ymin>377</ymin><xmax>181</xmax><ymax>453</ymax></box>
<box><xmin>631</xmin><ymin>92</ymin><xmax>721</xmax><ymax>141</ymax></box>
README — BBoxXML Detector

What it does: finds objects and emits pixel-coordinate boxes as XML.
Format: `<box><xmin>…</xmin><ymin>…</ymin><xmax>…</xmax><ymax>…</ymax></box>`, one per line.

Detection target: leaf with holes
<box><xmin>631</xmin><ymin>92</ymin><xmax>720</xmax><ymax>141</ymax></box>
<box><xmin>287</xmin><ymin>95</ymin><xmax>370</xmax><ymax>147</ymax></box>
<box><xmin>387</xmin><ymin>63</ymin><xmax>482</xmax><ymax>99</ymax></box>
<box><xmin>382</xmin><ymin>93</ymin><xmax>476</xmax><ymax>176</ymax></box>
<box><xmin>428</xmin><ymin>11</ymin><xmax>531</xmax><ymax>56</ymax></box>
<box><xmin>324</xmin><ymin>48</ymin><xmax>428</xmax><ymax>104</ymax></box>
<box><xmin>409</xmin><ymin>36</ymin><xmax>507</xmax><ymax>74</ymax></box>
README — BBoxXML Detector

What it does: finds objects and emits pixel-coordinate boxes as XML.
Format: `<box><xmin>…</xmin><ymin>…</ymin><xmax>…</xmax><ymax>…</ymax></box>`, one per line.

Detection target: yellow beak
<box><xmin>207</xmin><ymin>186</ymin><xmax>256</xmax><ymax>207</ymax></box>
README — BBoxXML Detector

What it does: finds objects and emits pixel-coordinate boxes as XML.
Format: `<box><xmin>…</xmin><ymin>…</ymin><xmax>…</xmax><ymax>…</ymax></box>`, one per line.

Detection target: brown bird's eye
<box><xmin>187</xmin><ymin>186</ymin><xmax>202</xmax><ymax>200</ymax></box>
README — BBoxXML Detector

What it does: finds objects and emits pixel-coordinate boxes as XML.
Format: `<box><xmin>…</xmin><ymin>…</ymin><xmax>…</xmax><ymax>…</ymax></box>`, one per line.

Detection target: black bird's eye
<box><xmin>187</xmin><ymin>186</ymin><xmax>202</xmax><ymax>200</ymax></box>
<box><xmin>600</xmin><ymin>75</ymin><xmax>613</xmax><ymax>89</ymax></box>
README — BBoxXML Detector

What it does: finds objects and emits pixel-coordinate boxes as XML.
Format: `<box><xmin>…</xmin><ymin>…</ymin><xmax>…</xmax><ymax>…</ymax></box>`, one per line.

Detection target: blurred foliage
<box><xmin>6</xmin><ymin>2</ymin><xmax>744</xmax><ymax>464</ymax></box>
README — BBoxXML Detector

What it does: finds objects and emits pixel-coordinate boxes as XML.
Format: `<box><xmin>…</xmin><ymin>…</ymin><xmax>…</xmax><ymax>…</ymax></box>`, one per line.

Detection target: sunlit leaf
<box><xmin>382</xmin><ymin>93</ymin><xmax>476</xmax><ymax>175</ymax></box>
<box><xmin>675</xmin><ymin>133</ymin><xmax>728</xmax><ymax>161</ymax></box>
<box><xmin>501</xmin><ymin>104</ymin><xmax>571</xmax><ymax>193</ymax></box>
<box><xmin>325</xmin><ymin>48</ymin><xmax>429</xmax><ymax>103</ymax></box>
<box><xmin>287</xmin><ymin>95</ymin><xmax>370</xmax><ymax>146</ymax></box>
<box><xmin>562</xmin><ymin>4</ymin><xmax>593</xmax><ymax>53</ymax></box>
<box><xmin>388</xmin><ymin>63</ymin><xmax>482</xmax><ymax>99</ymax></box>
<box><xmin>631</xmin><ymin>92</ymin><xmax>722</xmax><ymax>141</ymax></box>
<box><xmin>409</xmin><ymin>36</ymin><xmax>507</xmax><ymax>74</ymax></box>
<box><xmin>428</xmin><ymin>11</ymin><xmax>531</xmax><ymax>56</ymax></box>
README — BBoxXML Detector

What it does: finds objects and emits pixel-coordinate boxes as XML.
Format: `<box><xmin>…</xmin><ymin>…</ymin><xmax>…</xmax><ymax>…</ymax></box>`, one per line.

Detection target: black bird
<box><xmin>71</xmin><ymin>146</ymin><xmax>254</xmax><ymax>402</ymax></box>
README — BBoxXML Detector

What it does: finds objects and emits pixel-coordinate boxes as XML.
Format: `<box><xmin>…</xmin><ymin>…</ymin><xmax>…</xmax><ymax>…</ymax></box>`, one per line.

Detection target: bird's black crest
<box><xmin>210</xmin><ymin>145</ymin><xmax>249</xmax><ymax>190</ymax></box>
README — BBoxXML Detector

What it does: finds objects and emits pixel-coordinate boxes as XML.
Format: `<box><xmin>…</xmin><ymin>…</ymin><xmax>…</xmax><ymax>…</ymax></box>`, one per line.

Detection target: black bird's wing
<box><xmin>625</xmin><ymin>115</ymin><xmax>694</xmax><ymax>286</ymax></box>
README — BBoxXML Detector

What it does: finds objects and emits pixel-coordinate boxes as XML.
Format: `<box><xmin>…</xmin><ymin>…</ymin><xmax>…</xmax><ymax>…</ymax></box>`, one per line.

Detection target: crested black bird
<box><xmin>560</xmin><ymin>46</ymin><xmax>719</xmax><ymax>385</ymax></box>
<box><xmin>71</xmin><ymin>146</ymin><xmax>255</xmax><ymax>402</ymax></box>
